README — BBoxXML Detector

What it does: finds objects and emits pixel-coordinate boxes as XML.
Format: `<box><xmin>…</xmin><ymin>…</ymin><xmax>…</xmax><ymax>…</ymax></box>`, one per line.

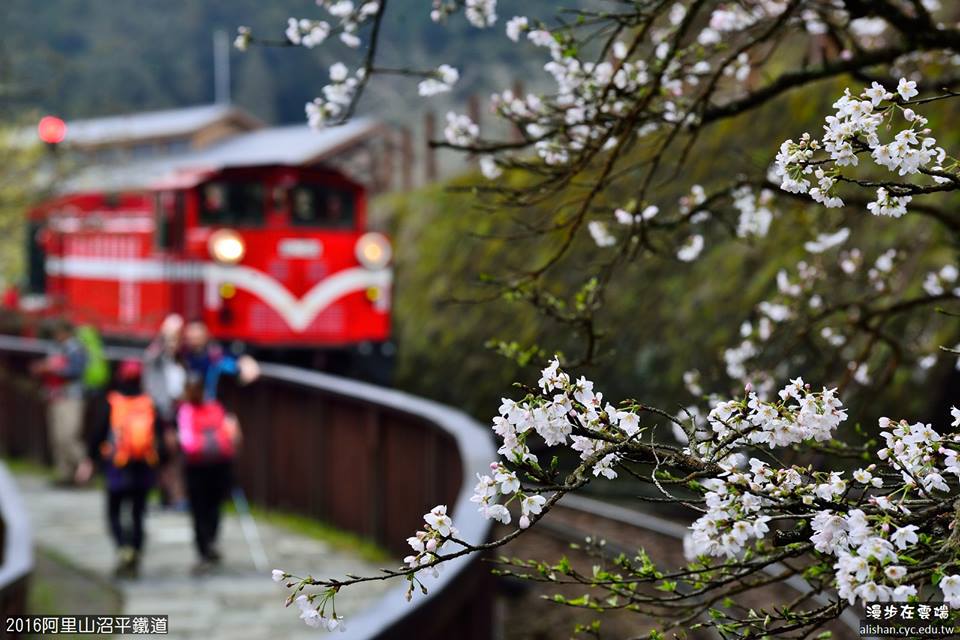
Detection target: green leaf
<box><xmin>655</xmin><ymin>580</ymin><xmax>677</xmax><ymax>593</ymax></box>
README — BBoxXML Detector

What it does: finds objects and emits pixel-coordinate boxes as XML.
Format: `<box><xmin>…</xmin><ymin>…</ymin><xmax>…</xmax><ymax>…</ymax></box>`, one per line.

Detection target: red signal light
<box><xmin>38</xmin><ymin>116</ymin><xmax>67</xmax><ymax>144</ymax></box>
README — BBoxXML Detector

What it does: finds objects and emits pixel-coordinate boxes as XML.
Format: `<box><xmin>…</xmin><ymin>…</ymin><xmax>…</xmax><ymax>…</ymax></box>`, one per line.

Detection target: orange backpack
<box><xmin>103</xmin><ymin>393</ymin><xmax>158</xmax><ymax>467</ymax></box>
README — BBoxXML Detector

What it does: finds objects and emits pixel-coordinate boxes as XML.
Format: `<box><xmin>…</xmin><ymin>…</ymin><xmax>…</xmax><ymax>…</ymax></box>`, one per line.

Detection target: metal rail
<box><xmin>556</xmin><ymin>494</ymin><xmax>861</xmax><ymax>634</ymax></box>
<box><xmin>0</xmin><ymin>461</ymin><xmax>33</xmax><ymax>636</ymax></box>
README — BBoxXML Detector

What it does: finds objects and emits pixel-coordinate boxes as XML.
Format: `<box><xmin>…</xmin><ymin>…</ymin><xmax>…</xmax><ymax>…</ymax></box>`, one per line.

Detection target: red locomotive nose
<box><xmin>38</xmin><ymin>116</ymin><xmax>67</xmax><ymax>144</ymax></box>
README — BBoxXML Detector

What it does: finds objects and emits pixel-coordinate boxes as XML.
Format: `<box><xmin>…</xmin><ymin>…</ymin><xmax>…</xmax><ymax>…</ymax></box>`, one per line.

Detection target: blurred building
<box><xmin>39</xmin><ymin>105</ymin><xmax>402</xmax><ymax>196</ymax></box>
<box><xmin>60</xmin><ymin>104</ymin><xmax>263</xmax><ymax>160</ymax></box>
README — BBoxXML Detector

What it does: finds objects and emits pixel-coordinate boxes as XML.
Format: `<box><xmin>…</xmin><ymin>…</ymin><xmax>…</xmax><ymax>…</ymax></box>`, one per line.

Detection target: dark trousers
<box><xmin>184</xmin><ymin>462</ymin><xmax>232</xmax><ymax>559</ymax></box>
<box><xmin>107</xmin><ymin>487</ymin><xmax>149</xmax><ymax>551</ymax></box>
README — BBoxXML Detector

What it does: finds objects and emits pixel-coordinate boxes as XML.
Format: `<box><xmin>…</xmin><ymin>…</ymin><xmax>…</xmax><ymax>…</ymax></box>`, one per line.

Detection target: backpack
<box><xmin>178</xmin><ymin>401</ymin><xmax>236</xmax><ymax>463</ymax></box>
<box><xmin>104</xmin><ymin>393</ymin><xmax>158</xmax><ymax>467</ymax></box>
<box><xmin>76</xmin><ymin>325</ymin><xmax>109</xmax><ymax>390</ymax></box>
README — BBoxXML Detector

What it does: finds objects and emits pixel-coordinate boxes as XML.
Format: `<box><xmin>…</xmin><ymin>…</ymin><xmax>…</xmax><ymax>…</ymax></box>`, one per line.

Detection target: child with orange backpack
<box><xmin>76</xmin><ymin>358</ymin><xmax>166</xmax><ymax>578</ymax></box>
<box><xmin>178</xmin><ymin>372</ymin><xmax>242</xmax><ymax>575</ymax></box>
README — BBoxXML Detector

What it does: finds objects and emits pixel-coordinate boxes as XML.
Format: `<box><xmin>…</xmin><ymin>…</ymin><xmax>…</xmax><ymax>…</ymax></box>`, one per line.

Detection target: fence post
<box><xmin>424</xmin><ymin>112</ymin><xmax>437</xmax><ymax>184</ymax></box>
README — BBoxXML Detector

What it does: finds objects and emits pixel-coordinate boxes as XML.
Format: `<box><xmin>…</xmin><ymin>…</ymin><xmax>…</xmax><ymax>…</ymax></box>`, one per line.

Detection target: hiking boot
<box><xmin>127</xmin><ymin>550</ymin><xmax>141</xmax><ymax>578</ymax></box>
<box><xmin>191</xmin><ymin>557</ymin><xmax>216</xmax><ymax>577</ymax></box>
<box><xmin>114</xmin><ymin>547</ymin><xmax>138</xmax><ymax>579</ymax></box>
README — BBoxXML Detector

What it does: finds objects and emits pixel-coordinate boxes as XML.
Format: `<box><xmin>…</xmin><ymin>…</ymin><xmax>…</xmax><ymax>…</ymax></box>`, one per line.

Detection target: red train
<box><xmin>23</xmin><ymin>164</ymin><xmax>393</xmax><ymax>371</ymax></box>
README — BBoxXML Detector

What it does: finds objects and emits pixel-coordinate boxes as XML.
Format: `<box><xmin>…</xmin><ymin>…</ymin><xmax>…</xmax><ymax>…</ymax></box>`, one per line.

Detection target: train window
<box><xmin>199</xmin><ymin>182</ymin><xmax>265</xmax><ymax>226</ymax></box>
<box><xmin>26</xmin><ymin>222</ymin><xmax>46</xmax><ymax>294</ymax></box>
<box><xmin>156</xmin><ymin>191</ymin><xmax>185</xmax><ymax>251</ymax></box>
<box><xmin>289</xmin><ymin>185</ymin><xmax>355</xmax><ymax>228</ymax></box>
<box><xmin>271</xmin><ymin>186</ymin><xmax>288</xmax><ymax>213</ymax></box>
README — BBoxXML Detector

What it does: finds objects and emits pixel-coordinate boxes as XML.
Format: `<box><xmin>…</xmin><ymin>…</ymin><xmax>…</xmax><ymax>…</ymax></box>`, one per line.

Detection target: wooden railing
<box><xmin>0</xmin><ymin>334</ymin><xmax>495</xmax><ymax>640</ymax></box>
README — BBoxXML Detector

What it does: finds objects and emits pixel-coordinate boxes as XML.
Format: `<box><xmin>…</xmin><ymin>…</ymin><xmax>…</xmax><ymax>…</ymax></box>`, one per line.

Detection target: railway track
<box><xmin>495</xmin><ymin>493</ymin><xmax>861</xmax><ymax>639</ymax></box>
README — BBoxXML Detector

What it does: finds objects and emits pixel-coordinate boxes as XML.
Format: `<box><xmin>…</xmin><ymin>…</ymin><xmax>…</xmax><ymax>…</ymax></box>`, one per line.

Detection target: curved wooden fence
<box><xmin>0</xmin><ymin>334</ymin><xmax>495</xmax><ymax>640</ymax></box>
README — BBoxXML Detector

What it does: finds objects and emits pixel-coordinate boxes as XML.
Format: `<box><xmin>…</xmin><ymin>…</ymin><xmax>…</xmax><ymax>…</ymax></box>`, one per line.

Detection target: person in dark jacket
<box><xmin>75</xmin><ymin>359</ymin><xmax>166</xmax><ymax>578</ymax></box>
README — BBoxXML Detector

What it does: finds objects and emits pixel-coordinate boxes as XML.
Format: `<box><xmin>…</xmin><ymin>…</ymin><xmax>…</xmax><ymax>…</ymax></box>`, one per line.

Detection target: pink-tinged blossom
<box><xmin>424</xmin><ymin>505</ymin><xmax>454</xmax><ymax>536</ymax></box>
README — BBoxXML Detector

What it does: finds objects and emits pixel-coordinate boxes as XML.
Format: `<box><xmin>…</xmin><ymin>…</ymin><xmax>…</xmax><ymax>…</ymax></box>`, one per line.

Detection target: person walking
<box><xmin>177</xmin><ymin>320</ymin><xmax>255</xmax><ymax>573</ymax></box>
<box><xmin>32</xmin><ymin>320</ymin><xmax>88</xmax><ymax>485</ymax></box>
<box><xmin>180</xmin><ymin>320</ymin><xmax>259</xmax><ymax>401</ymax></box>
<box><xmin>143</xmin><ymin>314</ymin><xmax>187</xmax><ymax>508</ymax></box>
<box><xmin>75</xmin><ymin>359</ymin><xmax>166</xmax><ymax>578</ymax></box>
<box><xmin>178</xmin><ymin>372</ymin><xmax>241</xmax><ymax>574</ymax></box>
<box><xmin>75</xmin><ymin>324</ymin><xmax>110</xmax><ymax>393</ymax></box>
<box><xmin>76</xmin><ymin>324</ymin><xmax>111</xmax><ymax>460</ymax></box>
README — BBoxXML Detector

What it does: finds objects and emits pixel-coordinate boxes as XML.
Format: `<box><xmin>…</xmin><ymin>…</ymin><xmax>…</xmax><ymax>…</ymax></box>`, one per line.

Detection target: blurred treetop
<box><xmin>0</xmin><ymin>0</ymin><xmax>556</xmax><ymax>126</ymax></box>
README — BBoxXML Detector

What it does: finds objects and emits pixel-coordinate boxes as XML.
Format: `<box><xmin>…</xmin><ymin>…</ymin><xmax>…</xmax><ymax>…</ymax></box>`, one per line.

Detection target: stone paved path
<box><xmin>16</xmin><ymin>473</ymin><xmax>392</xmax><ymax>639</ymax></box>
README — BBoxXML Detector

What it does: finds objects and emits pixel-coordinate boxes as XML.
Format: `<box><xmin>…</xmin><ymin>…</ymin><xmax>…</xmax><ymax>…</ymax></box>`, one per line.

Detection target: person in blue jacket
<box><xmin>180</xmin><ymin>321</ymin><xmax>259</xmax><ymax>401</ymax></box>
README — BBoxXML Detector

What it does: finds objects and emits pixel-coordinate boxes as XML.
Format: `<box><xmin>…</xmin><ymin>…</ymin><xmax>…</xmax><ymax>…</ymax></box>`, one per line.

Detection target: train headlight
<box><xmin>209</xmin><ymin>229</ymin><xmax>246</xmax><ymax>264</ymax></box>
<box><xmin>355</xmin><ymin>232</ymin><xmax>391</xmax><ymax>270</ymax></box>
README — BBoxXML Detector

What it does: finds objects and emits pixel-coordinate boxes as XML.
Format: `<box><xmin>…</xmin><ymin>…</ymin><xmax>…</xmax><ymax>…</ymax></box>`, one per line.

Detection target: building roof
<box><xmin>186</xmin><ymin>118</ymin><xmax>386</xmax><ymax>168</ymax></box>
<box><xmin>62</xmin><ymin>117</ymin><xmax>387</xmax><ymax>192</ymax></box>
<box><xmin>62</xmin><ymin>104</ymin><xmax>262</xmax><ymax>146</ymax></box>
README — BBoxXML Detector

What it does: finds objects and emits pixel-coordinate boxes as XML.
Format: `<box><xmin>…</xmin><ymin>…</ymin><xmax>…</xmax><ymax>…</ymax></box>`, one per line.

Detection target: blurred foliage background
<box><xmin>0</xmin><ymin>128</ymin><xmax>55</xmax><ymax>286</ymax></box>
<box><xmin>0</xmin><ymin>0</ymin><xmax>554</xmax><ymax>125</ymax></box>
<box><xmin>376</xmin><ymin>81</ymin><xmax>960</xmax><ymax>429</ymax></box>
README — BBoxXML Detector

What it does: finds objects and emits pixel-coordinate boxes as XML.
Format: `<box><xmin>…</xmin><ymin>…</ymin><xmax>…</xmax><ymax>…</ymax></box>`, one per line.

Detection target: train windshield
<box><xmin>199</xmin><ymin>181</ymin><xmax>265</xmax><ymax>226</ymax></box>
<box><xmin>287</xmin><ymin>184</ymin><xmax>355</xmax><ymax>228</ymax></box>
